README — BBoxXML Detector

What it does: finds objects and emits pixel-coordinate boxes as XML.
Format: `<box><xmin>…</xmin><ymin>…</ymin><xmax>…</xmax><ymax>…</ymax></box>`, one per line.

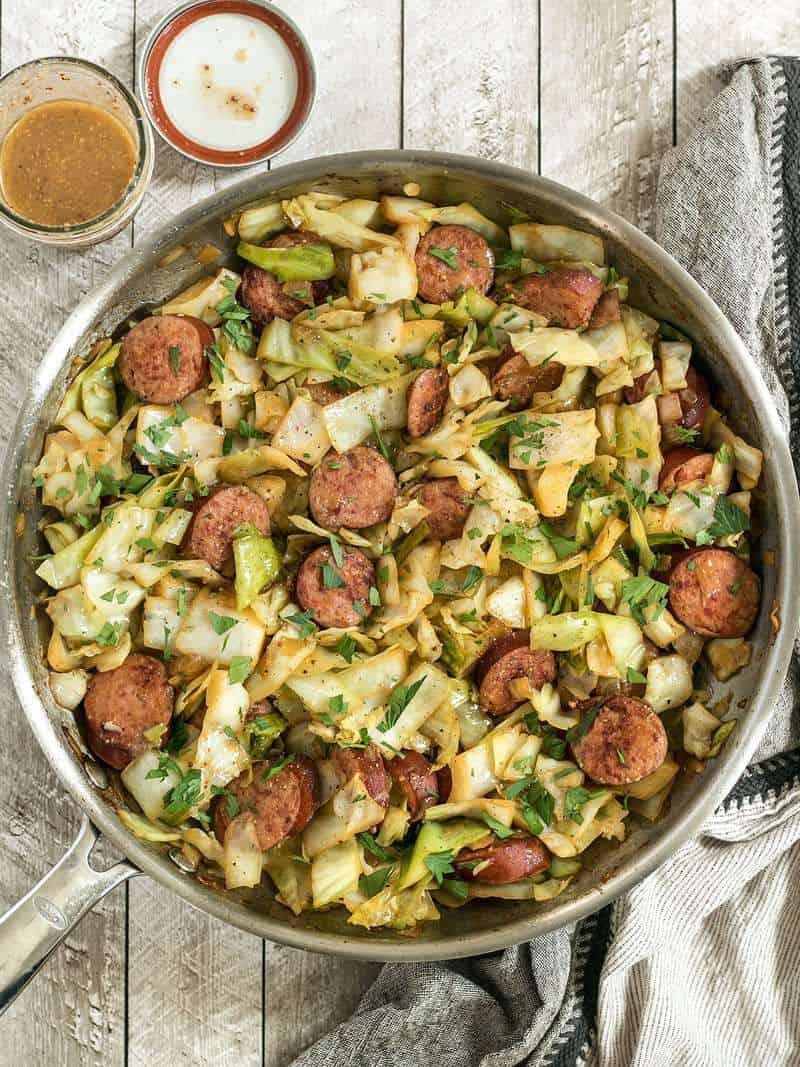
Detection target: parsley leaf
<box><xmin>620</xmin><ymin>575</ymin><xmax>669</xmax><ymax>625</ymax></box>
<box><xmin>322</xmin><ymin>560</ymin><xmax>346</xmax><ymax>589</ymax></box>
<box><xmin>538</xmin><ymin>523</ymin><xmax>578</xmax><ymax>560</ymax></box>
<box><xmin>208</xmin><ymin>611</ymin><xmax>238</xmax><ymax>636</ymax></box>
<box><xmin>262</xmin><ymin>755</ymin><xmax>293</xmax><ymax>782</ymax></box>
<box><xmin>359</xmin><ymin>866</ymin><xmax>392</xmax><ymax>897</ymax></box>
<box><xmin>286</xmin><ymin>610</ymin><xmax>317</xmax><ymax>639</ymax></box>
<box><xmin>462</xmin><ymin>565</ymin><xmax>483</xmax><ymax>594</ymax></box>
<box><xmin>483</xmin><ymin>814</ymin><xmax>513</xmax><ymax>839</ymax></box>
<box><xmin>228</xmin><ymin>655</ymin><xmax>252</xmax><ymax>685</ymax></box>
<box><xmin>357</xmin><ymin>831</ymin><xmax>394</xmax><ymax>862</ymax></box>
<box><xmin>705</xmin><ymin>496</ymin><xmax>750</xmax><ymax>539</ymax></box>
<box><xmin>377</xmin><ymin>675</ymin><xmax>426</xmax><ymax>733</ymax></box>
<box><xmin>428</xmin><ymin>246</ymin><xmax>460</xmax><ymax>270</ymax></box>
<box><xmin>424</xmin><ymin>850</ymin><xmax>455</xmax><ymax>886</ymax></box>
<box><xmin>335</xmin><ymin>633</ymin><xmax>357</xmax><ymax>663</ymax></box>
<box><xmin>169</xmin><ymin>345</ymin><xmax>181</xmax><ymax>376</ymax></box>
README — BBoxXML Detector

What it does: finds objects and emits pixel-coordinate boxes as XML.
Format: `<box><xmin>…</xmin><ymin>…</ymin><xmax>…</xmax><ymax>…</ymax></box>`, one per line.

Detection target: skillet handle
<box><xmin>0</xmin><ymin>816</ymin><xmax>138</xmax><ymax>1017</ymax></box>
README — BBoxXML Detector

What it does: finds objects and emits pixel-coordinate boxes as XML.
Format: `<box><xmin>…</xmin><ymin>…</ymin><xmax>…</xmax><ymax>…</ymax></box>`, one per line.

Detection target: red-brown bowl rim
<box><xmin>141</xmin><ymin>0</ymin><xmax>315</xmax><ymax>166</ymax></box>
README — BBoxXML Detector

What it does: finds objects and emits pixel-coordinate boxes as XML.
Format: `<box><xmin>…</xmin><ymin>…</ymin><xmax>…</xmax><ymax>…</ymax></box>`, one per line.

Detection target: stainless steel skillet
<box><xmin>1</xmin><ymin>150</ymin><xmax>797</xmax><ymax>1013</ymax></box>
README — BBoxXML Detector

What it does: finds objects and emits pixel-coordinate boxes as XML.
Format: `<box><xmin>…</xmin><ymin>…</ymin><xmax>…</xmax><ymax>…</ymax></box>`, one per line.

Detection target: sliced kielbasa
<box><xmin>295</xmin><ymin>544</ymin><xmax>375</xmax><ymax>628</ymax></box>
<box><xmin>239</xmin><ymin>231</ymin><xmax>332</xmax><ymax>328</ymax></box>
<box><xmin>491</xmin><ymin>343</ymin><xmax>564</xmax><ymax>407</ymax></box>
<box><xmin>419</xmin><ymin>478</ymin><xmax>470</xmax><ymax>541</ymax></box>
<box><xmin>571</xmin><ymin>694</ymin><xmax>668</xmax><ymax>786</ymax></box>
<box><xmin>658</xmin><ymin>447</ymin><xmax>714</xmax><ymax>493</ymax></box>
<box><xmin>475</xmin><ymin>630</ymin><xmax>557</xmax><ymax>716</ymax></box>
<box><xmin>213</xmin><ymin>754</ymin><xmax>321</xmax><ymax>850</ymax></box>
<box><xmin>84</xmin><ymin>653</ymin><xmax>174</xmax><ymax>770</ymax></box>
<box><xmin>436</xmin><ymin>765</ymin><xmax>452</xmax><ymax>803</ymax></box>
<box><xmin>182</xmin><ymin>485</ymin><xmax>270</xmax><ymax>572</ymax></box>
<box><xmin>498</xmin><ymin>268</ymin><xmax>603</xmax><ymax>329</ymax></box>
<box><xmin>308</xmin><ymin>446</ymin><xmax>397</xmax><ymax>530</ymax></box>
<box><xmin>414</xmin><ymin>224</ymin><xmax>495</xmax><ymax>304</ymax></box>
<box><xmin>668</xmin><ymin>548</ymin><xmax>760</xmax><ymax>638</ymax></box>
<box><xmin>677</xmin><ymin>366</ymin><xmax>710</xmax><ymax>430</ymax></box>
<box><xmin>588</xmin><ymin>289</ymin><xmax>621</xmax><ymax>329</ymax></box>
<box><xmin>332</xmin><ymin>744</ymin><xmax>390</xmax><ymax>807</ymax></box>
<box><xmin>455</xmin><ymin>834</ymin><xmax>550</xmax><ymax>884</ymax></box>
<box><xmin>406</xmin><ymin>367</ymin><xmax>449</xmax><ymax>438</ymax></box>
<box><xmin>387</xmin><ymin>751</ymin><xmax>439</xmax><ymax>818</ymax></box>
<box><xmin>119</xmin><ymin>314</ymin><xmax>211</xmax><ymax>404</ymax></box>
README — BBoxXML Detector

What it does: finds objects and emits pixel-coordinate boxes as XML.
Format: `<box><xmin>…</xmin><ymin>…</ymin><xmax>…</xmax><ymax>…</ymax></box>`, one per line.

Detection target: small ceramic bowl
<box><xmin>138</xmin><ymin>0</ymin><xmax>317</xmax><ymax>168</ymax></box>
<box><xmin>0</xmin><ymin>57</ymin><xmax>154</xmax><ymax>248</ymax></box>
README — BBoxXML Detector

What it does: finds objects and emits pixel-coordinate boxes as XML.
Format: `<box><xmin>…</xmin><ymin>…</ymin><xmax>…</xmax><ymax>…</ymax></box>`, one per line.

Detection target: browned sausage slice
<box><xmin>239</xmin><ymin>231</ymin><xmax>332</xmax><ymax>328</ymax></box>
<box><xmin>182</xmin><ymin>485</ymin><xmax>271</xmax><ymax>571</ymax></box>
<box><xmin>588</xmin><ymin>289</ymin><xmax>621</xmax><ymax>328</ymax></box>
<box><xmin>475</xmin><ymin>631</ymin><xmax>557</xmax><ymax>716</ymax></box>
<box><xmin>387</xmin><ymin>751</ymin><xmax>439</xmax><ymax>818</ymax></box>
<box><xmin>308</xmin><ymin>447</ymin><xmax>397</xmax><ymax>530</ymax></box>
<box><xmin>436</xmin><ymin>765</ymin><xmax>452</xmax><ymax>803</ymax></box>
<box><xmin>455</xmin><ymin>835</ymin><xmax>550</xmax><ymax>884</ymax></box>
<box><xmin>668</xmin><ymin>548</ymin><xmax>760</xmax><ymax>638</ymax></box>
<box><xmin>414</xmin><ymin>224</ymin><xmax>495</xmax><ymax>303</ymax></box>
<box><xmin>295</xmin><ymin>544</ymin><xmax>375</xmax><ymax>628</ymax></box>
<box><xmin>491</xmin><ymin>343</ymin><xmax>564</xmax><ymax>407</ymax></box>
<box><xmin>406</xmin><ymin>367</ymin><xmax>449</xmax><ymax>438</ymax></box>
<box><xmin>658</xmin><ymin>447</ymin><xmax>714</xmax><ymax>493</ymax></box>
<box><xmin>571</xmin><ymin>695</ymin><xmax>668</xmax><ymax>786</ymax></box>
<box><xmin>213</xmin><ymin>754</ymin><xmax>321</xmax><ymax>850</ymax></box>
<box><xmin>332</xmin><ymin>744</ymin><xmax>390</xmax><ymax>807</ymax></box>
<box><xmin>499</xmin><ymin>268</ymin><xmax>604</xmax><ymax>329</ymax></box>
<box><xmin>119</xmin><ymin>315</ymin><xmax>211</xmax><ymax>404</ymax></box>
<box><xmin>84</xmin><ymin>653</ymin><xmax>174</xmax><ymax>770</ymax></box>
<box><xmin>419</xmin><ymin>478</ymin><xmax>470</xmax><ymax>541</ymax></box>
<box><xmin>677</xmin><ymin>366</ymin><xmax>710</xmax><ymax>430</ymax></box>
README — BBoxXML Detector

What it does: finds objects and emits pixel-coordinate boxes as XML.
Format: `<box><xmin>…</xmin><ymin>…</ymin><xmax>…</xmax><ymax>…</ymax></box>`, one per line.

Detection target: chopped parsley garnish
<box><xmin>461</xmin><ymin>565</ymin><xmax>483</xmax><ymax>594</ymax></box>
<box><xmin>369</xmin><ymin>415</ymin><xmax>392</xmax><ymax>463</ymax></box>
<box><xmin>96</xmin><ymin>621</ymin><xmax>122</xmax><ymax>647</ymax></box>
<box><xmin>705</xmin><ymin>496</ymin><xmax>750</xmax><ymax>539</ymax></box>
<box><xmin>165</xmin><ymin>717</ymin><xmax>189</xmax><ymax>755</ymax></box>
<box><xmin>377</xmin><ymin>675</ymin><xmax>427</xmax><ymax>733</ymax></box>
<box><xmin>163</xmin><ymin>768</ymin><xmax>203</xmax><ymax>819</ymax></box>
<box><xmin>424</xmin><ymin>850</ymin><xmax>455</xmax><ymax>885</ymax></box>
<box><xmin>564</xmin><ymin>786</ymin><xmax>606</xmax><ymax>824</ymax></box>
<box><xmin>322</xmin><ymin>561</ymin><xmax>346</xmax><ymax>589</ymax></box>
<box><xmin>335</xmin><ymin>633</ymin><xmax>357</xmax><ymax>663</ymax></box>
<box><xmin>208</xmin><ymin>611</ymin><xmax>238</xmax><ymax>636</ymax></box>
<box><xmin>357</xmin><ymin>831</ymin><xmax>394</xmax><ymax>862</ymax></box>
<box><xmin>428</xmin><ymin>246</ymin><xmax>460</xmax><ymax>270</ymax></box>
<box><xmin>626</xmin><ymin>667</ymin><xmax>647</xmax><ymax>685</ymax></box>
<box><xmin>238</xmin><ymin>418</ymin><xmax>264</xmax><ymax>440</ymax></box>
<box><xmin>674</xmin><ymin>426</ymin><xmax>700</xmax><ymax>444</ymax></box>
<box><xmin>169</xmin><ymin>345</ymin><xmax>181</xmax><ymax>375</ymax></box>
<box><xmin>286</xmin><ymin>610</ymin><xmax>317</xmax><ymax>639</ymax></box>
<box><xmin>483</xmin><ymin>813</ymin><xmax>513</xmax><ymax>839</ymax></box>
<box><xmin>369</xmin><ymin>585</ymin><xmax>381</xmax><ymax>606</ymax></box>
<box><xmin>206</xmin><ymin>342</ymin><xmax>226</xmax><ymax>382</ymax></box>
<box><xmin>407</xmin><ymin>354</ymin><xmax>434</xmax><ymax>370</ymax></box>
<box><xmin>228</xmin><ymin>656</ymin><xmax>252</xmax><ymax>684</ymax></box>
<box><xmin>262</xmin><ymin>755</ymin><xmax>293</xmax><ymax>782</ymax></box>
<box><xmin>566</xmin><ymin>703</ymin><xmax>603</xmax><ymax>745</ymax></box>
<box><xmin>620</xmin><ymin>575</ymin><xmax>669</xmax><ymax>625</ymax></box>
<box><xmin>145</xmin><ymin>753</ymin><xmax>183</xmax><ymax>782</ymax></box>
<box><xmin>496</xmin><ymin>249</ymin><xmax>523</xmax><ymax>272</ymax></box>
<box><xmin>538</xmin><ymin>523</ymin><xmax>578</xmax><ymax>561</ymax></box>
<box><xmin>359</xmin><ymin>866</ymin><xmax>392</xmax><ymax>897</ymax></box>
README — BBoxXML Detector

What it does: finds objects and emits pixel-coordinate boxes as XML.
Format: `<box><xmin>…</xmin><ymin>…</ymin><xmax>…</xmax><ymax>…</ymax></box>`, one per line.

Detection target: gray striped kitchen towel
<box><xmin>292</xmin><ymin>57</ymin><xmax>800</xmax><ymax>1067</ymax></box>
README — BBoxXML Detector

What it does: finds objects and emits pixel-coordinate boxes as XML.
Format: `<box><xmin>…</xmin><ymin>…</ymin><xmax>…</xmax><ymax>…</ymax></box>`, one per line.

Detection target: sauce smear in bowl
<box><xmin>0</xmin><ymin>100</ymin><xmax>137</xmax><ymax>227</ymax></box>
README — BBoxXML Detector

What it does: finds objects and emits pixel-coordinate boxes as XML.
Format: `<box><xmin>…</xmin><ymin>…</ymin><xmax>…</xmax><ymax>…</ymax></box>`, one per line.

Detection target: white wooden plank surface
<box><xmin>2</xmin><ymin>2</ymin><xmax>800</xmax><ymax>1065</ymax></box>
<box><xmin>123</xmin><ymin>4</ymin><xmax>265</xmax><ymax>1066</ymax></box>
<box><xmin>676</xmin><ymin>2</ymin><xmax>800</xmax><ymax>141</ymax></box>
<box><xmin>403</xmin><ymin>0</ymin><xmax>538</xmax><ymax>168</ymax></box>
<box><xmin>0</xmin><ymin>3</ymin><xmax>133</xmax><ymax>1065</ymax></box>
<box><xmin>540</xmin><ymin>0</ymin><xmax>673</xmax><ymax>233</ymax></box>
